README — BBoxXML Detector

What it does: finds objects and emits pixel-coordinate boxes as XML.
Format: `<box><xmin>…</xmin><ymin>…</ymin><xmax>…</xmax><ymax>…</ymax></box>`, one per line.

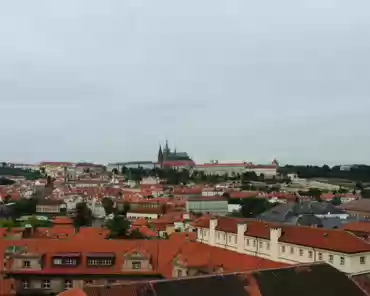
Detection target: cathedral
<box><xmin>157</xmin><ymin>140</ymin><xmax>193</xmax><ymax>167</ymax></box>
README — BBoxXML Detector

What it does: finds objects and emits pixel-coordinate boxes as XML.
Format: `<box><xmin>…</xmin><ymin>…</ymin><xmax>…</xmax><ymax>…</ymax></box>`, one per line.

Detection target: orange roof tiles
<box><xmin>197</xmin><ymin>216</ymin><xmax>370</xmax><ymax>254</ymax></box>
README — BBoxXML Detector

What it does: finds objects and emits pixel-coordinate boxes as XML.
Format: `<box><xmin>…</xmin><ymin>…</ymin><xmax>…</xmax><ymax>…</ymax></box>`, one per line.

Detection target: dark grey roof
<box><xmin>259</xmin><ymin>201</ymin><xmax>346</xmax><ymax>223</ymax></box>
<box><xmin>83</xmin><ymin>263</ymin><xmax>367</xmax><ymax>296</ymax></box>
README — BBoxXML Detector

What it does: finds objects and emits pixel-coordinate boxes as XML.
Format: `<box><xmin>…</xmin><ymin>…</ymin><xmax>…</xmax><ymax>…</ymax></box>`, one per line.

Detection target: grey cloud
<box><xmin>0</xmin><ymin>0</ymin><xmax>370</xmax><ymax>164</ymax></box>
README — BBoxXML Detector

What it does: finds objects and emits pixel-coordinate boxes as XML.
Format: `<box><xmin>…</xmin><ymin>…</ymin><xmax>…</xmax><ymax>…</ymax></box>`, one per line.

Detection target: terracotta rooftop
<box><xmin>196</xmin><ymin>216</ymin><xmax>370</xmax><ymax>254</ymax></box>
<box><xmin>0</xmin><ymin>232</ymin><xmax>284</xmax><ymax>278</ymax></box>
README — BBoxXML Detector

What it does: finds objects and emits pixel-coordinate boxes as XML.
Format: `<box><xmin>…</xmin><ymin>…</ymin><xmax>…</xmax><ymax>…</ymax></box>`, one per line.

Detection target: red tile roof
<box><xmin>197</xmin><ymin>216</ymin><xmax>370</xmax><ymax>254</ymax></box>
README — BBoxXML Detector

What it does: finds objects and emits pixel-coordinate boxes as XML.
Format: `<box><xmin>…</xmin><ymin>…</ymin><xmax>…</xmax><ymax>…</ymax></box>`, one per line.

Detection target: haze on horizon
<box><xmin>0</xmin><ymin>0</ymin><xmax>369</xmax><ymax>166</ymax></box>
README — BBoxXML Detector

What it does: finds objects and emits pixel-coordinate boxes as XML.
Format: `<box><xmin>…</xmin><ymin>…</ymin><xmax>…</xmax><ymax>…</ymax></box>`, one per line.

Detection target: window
<box><xmin>217</xmin><ymin>233</ymin><xmax>220</xmax><ymax>239</ymax></box>
<box><xmin>281</xmin><ymin>246</ymin><xmax>286</xmax><ymax>253</ymax></box>
<box><xmin>361</xmin><ymin>256</ymin><xmax>366</xmax><ymax>264</ymax></box>
<box><xmin>43</xmin><ymin>280</ymin><xmax>51</xmax><ymax>289</ymax></box>
<box><xmin>340</xmin><ymin>257</ymin><xmax>345</xmax><ymax>265</ymax></box>
<box><xmin>22</xmin><ymin>260</ymin><xmax>31</xmax><ymax>268</ymax></box>
<box><xmin>329</xmin><ymin>255</ymin><xmax>334</xmax><ymax>263</ymax></box>
<box><xmin>290</xmin><ymin>247</ymin><xmax>294</xmax><ymax>254</ymax></box>
<box><xmin>132</xmin><ymin>261</ymin><xmax>141</xmax><ymax>269</ymax></box>
<box><xmin>53</xmin><ymin>259</ymin><xmax>62</xmax><ymax>265</ymax></box>
<box><xmin>65</xmin><ymin>259</ymin><xmax>76</xmax><ymax>265</ymax></box>
<box><xmin>266</xmin><ymin>243</ymin><xmax>270</xmax><ymax>250</ymax></box>
<box><xmin>102</xmin><ymin>259</ymin><xmax>112</xmax><ymax>266</ymax></box>
<box><xmin>318</xmin><ymin>253</ymin><xmax>323</xmax><ymax>261</ymax></box>
<box><xmin>64</xmin><ymin>280</ymin><xmax>72</xmax><ymax>290</ymax></box>
<box><xmin>246</xmin><ymin>239</ymin><xmax>250</xmax><ymax>246</ymax></box>
<box><xmin>22</xmin><ymin>280</ymin><xmax>29</xmax><ymax>289</ymax></box>
<box><xmin>259</xmin><ymin>241</ymin><xmax>263</xmax><ymax>248</ymax></box>
<box><xmin>308</xmin><ymin>251</ymin><xmax>313</xmax><ymax>259</ymax></box>
<box><xmin>299</xmin><ymin>249</ymin><xmax>303</xmax><ymax>256</ymax></box>
<box><xmin>253</xmin><ymin>240</ymin><xmax>256</xmax><ymax>247</ymax></box>
<box><xmin>177</xmin><ymin>269</ymin><xmax>182</xmax><ymax>277</ymax></box>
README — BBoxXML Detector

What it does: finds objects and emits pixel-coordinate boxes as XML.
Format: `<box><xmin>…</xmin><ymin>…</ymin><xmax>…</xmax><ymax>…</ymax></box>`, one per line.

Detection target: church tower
<box><xmin>158</xmin><ymin>145</ymin><xmax>163</xmax><ymax>165</ymax></box>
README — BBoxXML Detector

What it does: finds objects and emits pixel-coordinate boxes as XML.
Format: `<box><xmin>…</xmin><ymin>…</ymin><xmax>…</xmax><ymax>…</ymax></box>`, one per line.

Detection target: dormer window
<box><xmin>52</xmin><ymin>253</ymin><xmax>80</xmax><ymax>267</ymax></box>
<box><xmin>132</xmin><ymin>261</ymin><xmax>141</xmax><ymax>269</ymax></box>
<box><xmin>86</xmin><ymin>253</ymin><xmax>115</xmax><ymax>267</ymax></box>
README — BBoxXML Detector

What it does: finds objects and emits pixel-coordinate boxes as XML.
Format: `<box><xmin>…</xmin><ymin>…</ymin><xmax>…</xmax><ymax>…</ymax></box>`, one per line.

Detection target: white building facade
<box><xmin>196</xmin><ymin>217</ymin><xmax>370</xmax><ymax>275</ymax></box>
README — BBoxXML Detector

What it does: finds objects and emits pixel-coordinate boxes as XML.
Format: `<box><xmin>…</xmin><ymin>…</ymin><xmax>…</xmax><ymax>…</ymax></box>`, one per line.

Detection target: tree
<box><xmin>112</xmin><ymin>168</ymin><xmax>119</xmax><ymax>175</ymax></box>
<box><xmin>239</xmin><ymin>198</ymin><xmax>276</xmax><ymax>218</ymax></box>
<box><xmin>106</xmin><ymin>215</ymin><xmax>131</xmax><ymax>238</ymax></box>
<box><xmin>102</xmin><ymin>197</ymin><xmax>115</xmax><ymax>215</ymax></box>
<box><xmin>13</xmin><ymin>198</ymin><xmax>38</xmax><ymax>217</ymax></box>
<box><xmin>307</xmin><ymin>188</ymin><xmax>322</xmax><ymax>202</ymax></box>
<box><xmin>331</xmin><ymin>196</ymin><xmax>342</xmax><ymax>206</ymax></box>
<box><xmin>73</xmin><ymin>202</ymin><xmax>93</xmax><ymax>229</ymax></box>
<box><xmin>0</xmin><ymin>178</ymin><xmax>15</xmax><ymax>186</ymax></box>
<box><xmin>3</xmin><ymin>195</ymin><xmax>11</xmax><ymax>204</ymax></box>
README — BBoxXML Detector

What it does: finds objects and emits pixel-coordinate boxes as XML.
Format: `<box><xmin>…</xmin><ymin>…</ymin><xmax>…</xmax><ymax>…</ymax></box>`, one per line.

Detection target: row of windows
<box><xmin>53</xmin><ymin>259</ymin><xmax>77</xmax><ymax>265</ymax></box>
<box><xmin>87</xmin><ymin>259</ymin><xmax>113</xmax><ymax>266</ymax></box>
<box><xmin>23</xmin><ymin>280</ymin><xmax>72</xmax><ymax>290</ymax></box>
<box><xmin>200</xmin><ymin>231</ymin><xmax>368</xmax><ymax>267</ymax></box>
<box><xmin>23</xmin><ymin>260</ymin><xmax>141</xmax><ymax>269</ymax></box>
<box><xmin>243</xmin><ymin>240</ymin><xmax>367</xmax><ymax>266</ymax></box>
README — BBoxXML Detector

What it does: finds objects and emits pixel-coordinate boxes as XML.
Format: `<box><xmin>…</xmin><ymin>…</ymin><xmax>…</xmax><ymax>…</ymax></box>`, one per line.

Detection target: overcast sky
<box><xmin>0</xmin><ymin>0</ymin><xmax>369</xmax><ymax>165</ymax></box>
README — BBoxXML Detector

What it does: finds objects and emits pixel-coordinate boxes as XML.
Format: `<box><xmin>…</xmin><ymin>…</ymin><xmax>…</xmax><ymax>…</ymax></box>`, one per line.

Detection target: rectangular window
<box><xmin>53</xmin><ymin>259</ymin><xmax>62</xmax><ymax>265</ymax></box>
<box><xmin>132</xmin><ymin>261</ymin><xmax>141</xmax><ymax>269</ymax></box>
<box><xmin>266</xmin><ymin>243</ymin><xmax>270</xmax><ymax>250</ymax></box>
<box><xmin>43</xmin><ymin>280</ymin><xmax>50</xmax><ymax>289</ymax></box>
<box><xmin>177</xmin><ymin>269</ymin><xmax>182</xmax><ymax>277</ymax></box>
<box><xmin>246</xmin><ymin>239</ymin><xmax>250</xmax><ymax>246</ymax></box>
<box><xmin>308</xmin><ymin>251</ymin><xmax>313</xmax><ymax>259</ymax></box>
<box><xmin>290</xmin><ymin>247</ymin><xmax>294</xmax><ymax>254</ymax></box>
<box><xmin>22</xmin><ymin>280</ymin><xmax>29</xmax><ymax>289</ymax></box>
<box><xmin>253</xmin><ymin>240</ymin><xmax>256</xmax><ymax>247</ymax></box>
<box><xmin>340</xmin><ymin>257</ymin><xmax>345</xmax><ymax>265</ymax></box>
<box><xmin>64</xmin><ymin>280</ymin><xmax>72</xmax><ymax>290</ymax></box>
<box><xmin>259</xmin><ymin>241</ymin><xmax>263</xmax><ymax>248</ymax></box>
<box><xmin>299</xmin><ymin>249</ymin><xmax>303</xmax><ymax>256</ymax></box>
<box><xmin>65</xmin><ymin>259</ymin><xmax>76</xmax><ymax>265</ymax></box>
<box><xmin>318</xmin><ymin>253</ymin><xmax>323</xmax><ymax>261</ymax></box>
<box><xmin>22</xmin><ymin>260</ymin><xmax>31</xmax><ymax>268</ymax></box>
<box><xmin>281</xmin><ymin>246</ymin><xmax>286</xmax><ymax>253</ymax></box>
<box><xmin>361</xmin><ymin>256</ymin><xmax>366</xmax><ymax>264</ymax></box>
<box><xmin>329</xmin><ymin>255</ymin><xmax>334</xmax><ymax>263</ymax></box>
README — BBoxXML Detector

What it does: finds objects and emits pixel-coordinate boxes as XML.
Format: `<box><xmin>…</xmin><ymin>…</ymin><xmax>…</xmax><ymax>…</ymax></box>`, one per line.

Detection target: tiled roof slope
<box><xmin>59</xmin><ymin>263</ymin><xmax>367</xmax><ymax>296</ymax></box>
<box><xmin>196</xmin><ymin>216</ymin><xmax>370</xmax><ymax>253</ymax></box>
<box><xmin>0</xmin><ymin>232</ymin><xmax>284</xmax><ymax>278</ymax></box>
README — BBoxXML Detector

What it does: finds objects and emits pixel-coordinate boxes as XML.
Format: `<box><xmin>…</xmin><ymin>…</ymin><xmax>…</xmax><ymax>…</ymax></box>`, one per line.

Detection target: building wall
<box><xmin>126</xmin><ymin>212</ymin><xmax>159</xmax><ymax>220</ymax></box>
<box><xmin>186</xmin><ymin>200</ymin><xmax>228</xmax><ymax>215</ymax></box>
<box><xmin>196</xmin><ymin>220</ymin><xmax>370</xmax><ymax>275</ymax></box>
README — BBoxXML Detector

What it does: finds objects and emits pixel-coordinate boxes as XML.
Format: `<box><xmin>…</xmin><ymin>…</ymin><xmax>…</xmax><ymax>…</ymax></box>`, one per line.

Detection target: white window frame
<box><xmin>23</xmin><ymin>260</ymin><xmax>31</xmax><ymax>268</ymax></box>
<box><xmin>43</xmin><ymin>280</ymin><xmax>51</xmax><ymax>289</ymax></box>
<box><xmin>22</xmin><ymin>280</ymin><xmax>29</xmax><ymax>289</ymax></box>
<box><xmin>360</xmin><ymin>256</ymin><xmax>366</xmax><ymax>264</ymax></box>
<box><xmin>132</xmin><ymin>261</ymin><xmax>141</xmax><ymax>269</ymax></box>
<box><xmin>64</xmin><ymin>280</ymin><xmax>73</xmax><ymax>290</ymax></box>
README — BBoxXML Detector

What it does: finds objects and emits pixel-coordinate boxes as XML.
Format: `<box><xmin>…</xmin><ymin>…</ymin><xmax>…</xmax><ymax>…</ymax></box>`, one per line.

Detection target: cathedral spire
<box><xmin>165</xmin><ymin>139</ymin><xmax>169</xmax><ymax>153</ymax></box>
<box><xmin>158</xmin><ymin>145</ymin><xmax>163</xmax><ymax>164</ymax></box>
